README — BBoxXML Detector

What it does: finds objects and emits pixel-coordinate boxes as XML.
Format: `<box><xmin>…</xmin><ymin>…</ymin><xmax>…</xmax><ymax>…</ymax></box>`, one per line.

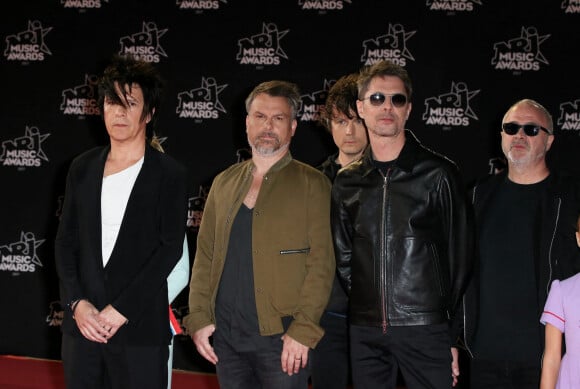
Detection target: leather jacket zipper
<box><xmin>380</xmin><ymin>168</ymin><xmax>391</xmax><ymax>333</ymax></box>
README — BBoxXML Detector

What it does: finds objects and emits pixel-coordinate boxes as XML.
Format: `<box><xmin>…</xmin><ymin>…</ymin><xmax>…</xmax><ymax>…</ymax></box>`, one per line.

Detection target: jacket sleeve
<box><xmin>285</xmin><ymin>174</ymin><xmax>335</xmax><ymax>348</ymax></box>
<box><xmin>183</xmin><ymin>178</ymin><xmax>219</xmax><ymax>334</ymax></box>
<box><xmin>330</xmin><ymin>178</ymin><xmax>353</xmax><ymax>294</ymax></box>
<box><xmin>54</xmin><ymin>160</ymin><xmax>83</xmax><ymax>313</ymax></box>
<box><xmin>438</xmin><ymin>164</ymin><xmax>474</xmax><ymax>322</ymax></box>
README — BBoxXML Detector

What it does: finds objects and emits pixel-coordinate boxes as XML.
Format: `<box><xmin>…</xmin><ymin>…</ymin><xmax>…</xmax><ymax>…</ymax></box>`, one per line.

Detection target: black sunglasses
<box><xmin>361</xmin><ymin>92</ymin><xmax>407</xmax><ymax>108</ymax></box>
<box><xmin>502</xmin><ymin>122</ymin><xmax>552</xmax><ymax>136</ymax></box>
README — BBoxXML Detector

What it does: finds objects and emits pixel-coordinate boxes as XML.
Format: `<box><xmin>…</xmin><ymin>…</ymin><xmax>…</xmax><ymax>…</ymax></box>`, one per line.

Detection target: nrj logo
<box><xmin>422</xmin><ymin>82</ymin><xmax>479</xmax><ymax>127</ymax></box>
<box><xmin>1</xmin><ymin>126</ymin><xmax>50</xmax><ymax>168</ymax></box>
<box><xmin>176</xmin><ymin>77</ymin><xmax>227</xmax><ymax>121</ymax></box>
<box><xmin>491</xmin><ymin>26</ymin><xmax>550</xmax><ymax>72</ymax></box>
<box><xmin>236</xmin><ymin>22</ymin><xmax>289</xmax><ymax>66</ymax></box>
<box><xmin>119</xmin><ymin>21</ymin><xmax>168</xmax><ymax>63</ymax></box>
<box><xmin>61</xmin><ymin>0</ymin><xmax>107</xmax><ymax>10</ymax></box>
<box><xmin>187</xmin><ymin>186</ymin><xmax>209</xmax><ymax>230</ymax></box>
<box><xmin>298</xmin><ymin>0</ymin><xmax>351</xmax><ymax>11</ymax></box>
<box><xmin>361</xmin><ymin>23</ymin><xmax>416</xmax><ymax>66</ymax></box>
<box><xmin>176</xmin><ymin>0</ymin><xmax>227</xmax><ymax>10</ymax></box>
<box><xmin>426</xmin><ymin>0</ymin><xmax>481</xmax><ymax>12</ymax></box>
<box><xmin>60</xmin><ymin>74</ymin><xmax>100</xmax><ymax>117</ymax></box>
<box><xmin>4</xmin><ymin>20</ymin><xmax>52</xmax><ymax>62</ymax></box>
<box><xmin>299</xmin><ymin>79</ymin><xmax>336</xmax><ymax>122</ymax></box>
<box><xmin>562</xmin><ymin>0</ymin><xmax>580</xmax><ymax>13</ymax></box>
<box><xmin>557</xmin><ymin>99</ymin><xmax>580</xmax><ymax>131</ymax></box>
<box><xmin>0</xmin><ymin>232</ymin><xmax>45</xmax><ymax>273</ymax></box>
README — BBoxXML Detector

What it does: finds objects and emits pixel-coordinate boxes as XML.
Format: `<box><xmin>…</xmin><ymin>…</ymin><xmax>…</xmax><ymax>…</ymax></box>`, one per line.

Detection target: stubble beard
<box><xmin>249</xmin><ymin>134</ymin><xmax>289</xmax><ymax>157</ymax></box>
<box><xmin>505</xmin><ymin>142</ymin><xmax>547</xmax><ymax>167</ymax></box>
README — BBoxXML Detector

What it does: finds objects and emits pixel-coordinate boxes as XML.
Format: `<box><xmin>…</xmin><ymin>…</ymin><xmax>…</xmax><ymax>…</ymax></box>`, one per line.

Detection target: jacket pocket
<box><xmin>273</xmin><ymin>248</ymin><xmax>310</xmax><ymax>312</ymax></box>
<box><xmin>279</xmin><ymin>248</ymin><xmax>310</xmax><ymax>255</ymax></box>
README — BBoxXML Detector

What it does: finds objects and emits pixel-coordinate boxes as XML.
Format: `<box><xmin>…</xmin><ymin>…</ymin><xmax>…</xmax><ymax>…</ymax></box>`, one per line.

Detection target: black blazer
<box><xmin>55</xmin><ymin>144</ymin><xmax>188</xmax><ymax>346</ymax></box>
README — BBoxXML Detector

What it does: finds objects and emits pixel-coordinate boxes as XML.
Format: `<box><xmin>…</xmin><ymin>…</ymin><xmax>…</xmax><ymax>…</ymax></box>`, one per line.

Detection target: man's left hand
<box><xmin>451</xmin><ymin>346</ymin><xmax>460</xmax><ymax>387</ymax></box>
<box><xmin>96</xmin><ymin>304</ymin><xmax>128</xmax><ymax>339</ymax></box>
<box><xmin>281</xmin><ymin>334</ymin><xmax>308</xmax><ymax>376</ymax></box>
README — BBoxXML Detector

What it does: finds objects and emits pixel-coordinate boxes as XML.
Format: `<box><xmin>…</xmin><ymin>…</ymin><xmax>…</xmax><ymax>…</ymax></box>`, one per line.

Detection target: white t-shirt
<box><xmin>101</xmin><ymin>157</ymin><xmax>144</xmax><ymax>266</ymax></box>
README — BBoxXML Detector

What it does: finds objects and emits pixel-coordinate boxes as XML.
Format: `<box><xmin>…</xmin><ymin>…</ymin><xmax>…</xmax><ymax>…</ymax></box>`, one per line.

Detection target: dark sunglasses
<box><xmin>502</xmin><ymin>122</ymin><xmax>552</xmax><ymax>136</ymax></box>
<box><xmin>361</xmin><ymin>92</ymin><xmax>407</xmax><ymax>108</ymax></box>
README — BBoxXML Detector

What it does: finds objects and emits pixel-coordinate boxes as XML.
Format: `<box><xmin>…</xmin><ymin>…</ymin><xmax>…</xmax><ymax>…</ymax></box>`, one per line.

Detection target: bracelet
<box><xmin>70</xmin><ymin>299</ymin><xmax>84</xmax><ymax>319</ymax></box>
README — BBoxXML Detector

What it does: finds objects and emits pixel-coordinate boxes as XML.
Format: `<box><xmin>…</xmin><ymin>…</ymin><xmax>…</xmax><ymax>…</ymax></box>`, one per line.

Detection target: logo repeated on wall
<box><xmin>3</xmin><ymin>20</ymin><xmax>53</xmax><ymax>62</ymax></box>
<box><xmin>426</xmin><ymin>0</ymin><xmax>482</xmax><ymax>12</ymax></box>
<box><xmin>187</xmin><ymin>186</ymin><xmax>209</xmax><ymax>231</ymax></box>
<box><xmin>236</xmin><ymin>22</ymin><xmax>289</xmax><ymax>67</ymax></box>
<box><xmin>176</xmin><ymin>0</ymin><xmax>227</xmax><ymax>10</ymax></box>
<box><xmin>1</xmin><ymin>126</ymin><xmax>50</xmax><ymax>168</ymax></box>
<box><xmin>299</xmin><ymin>79</ymin><xmax>336</xmax><ymax>122</ymax></box>
<box><xmin>119</xmin><ymin>21</ymin><xmax>168</xmax><ymax>63</ymax></box>
<box><xmin>60</xmin><ymin>0</ymin><xmax>108</xmax><ymax>10</ymax></box>
<box><xmin>176</xmin><ymin>77</ymin><xmax>228</xmax><ymax>121</ymax></box>
<box><xmin>360</xmin><ymin>23</ymin><xmax>416</xmax><ymax>66</ymax></box>
<box><xmin>562</xmin><ymin>0</ymin><xmax>580</xmax><ymax>13</ymax></box>
<box><xmin>0</xmin><ymin>232</ymin><xmax>45</xmax><ymax>274</ymax></box>
<box><xmin>298</xmin><ymin>0</ymin><xmax>351</xmax><ymax>11</ymax></box>
<box><xmin>60</xmin><ymin>74</ymin><xmax>100</xmax><ymax>117</ymax></box>
<box><xmin>422</xmin><ymin>82</ymin><xmax>480</xmax><ymax>128</ymax></box>
<box><xmin>558</xmin><ymin>99</ymin><xmax>580</xmax><ymax>132</ymax></box>
<box><xmin>491</xmin><ymin>26</ymin><xmax>550</xmax><ymax>72</ymax></box>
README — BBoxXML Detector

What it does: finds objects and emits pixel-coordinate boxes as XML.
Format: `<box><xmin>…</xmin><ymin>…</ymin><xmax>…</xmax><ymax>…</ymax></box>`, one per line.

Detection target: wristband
<box><xmin>70</xmin><ymin>299</ymin><xmax>84</xmax><ymax>319</ymax></box>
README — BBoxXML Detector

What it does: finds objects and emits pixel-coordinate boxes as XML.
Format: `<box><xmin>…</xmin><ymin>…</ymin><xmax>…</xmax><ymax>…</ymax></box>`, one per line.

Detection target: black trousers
<box><xmin>470</xmin><ymin>358</ymin><xmax>540</xmax><ymax>389</ymax></box>
<box><xmin>350</xmin><ymin>323</ymin><xmax>452</xmax><ymax>389</ymax></box>
<box><xmin>61</xmin><ymin>333</ymin><xmax>168</xmax><ymax>389</ymax></box>
<box><xmin>310</xmin><ymin>312</ymin><xmax>350</xmax><ymax>389</ymax></box>
<box><xmin>213</xmin><ymin>327</ymin><xmax>310</xmax><ymax>389</ymax></box>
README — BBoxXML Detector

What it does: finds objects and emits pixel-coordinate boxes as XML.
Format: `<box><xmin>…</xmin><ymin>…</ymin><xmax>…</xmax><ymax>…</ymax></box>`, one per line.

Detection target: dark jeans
<box><xmin>311</xmin><ymin>312</ymin><xmax>350</xmax><ymax>389</ymax></box>
<box><xmin>61</xmin><ymin>333</ymin><xmax>168</xmax><ymax>389</ymax></box>
<box><xmin>350</xmin><ymin>323</ymin><xmax>452</xmax><ymax>389</ymax></box>
<box><xmin>470</xmin><ymin>359</ymin><xmax>540</xmax><ymax>389</ymax></box>
<box><xmin>214</xmin><ymin>327</ymin><xmax>310</xmax><ymax>389</ymax></box>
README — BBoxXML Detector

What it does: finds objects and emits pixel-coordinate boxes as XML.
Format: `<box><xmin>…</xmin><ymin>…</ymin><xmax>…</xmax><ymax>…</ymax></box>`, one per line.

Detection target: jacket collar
<box><xmin>246</xmin><ymin>150</ymin><xmax>293</xmax><ymax>177</ymax></box>
<box><xmin>360</xmin><ymin>129</ymin><xmax>422</xmax><ymax>176</ymax></box>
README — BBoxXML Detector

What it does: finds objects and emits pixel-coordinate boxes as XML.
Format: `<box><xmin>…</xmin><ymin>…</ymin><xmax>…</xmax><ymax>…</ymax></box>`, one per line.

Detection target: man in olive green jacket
<box><xmin>183</xmin><ymin>80</ymin><xmax>335</xmax><ymax>389</ymax></box>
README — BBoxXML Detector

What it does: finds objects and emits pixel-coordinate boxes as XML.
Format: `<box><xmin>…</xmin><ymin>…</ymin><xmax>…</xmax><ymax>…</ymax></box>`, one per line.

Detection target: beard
<box><xmin>505</xmin><ymin>141</ymin><xmax>547</xmax><ymax>166</ymax></box>
<box><xmin>248</xmin><ymin>131</ymin><xmax>289</xmax><ymax>157</ymax></box>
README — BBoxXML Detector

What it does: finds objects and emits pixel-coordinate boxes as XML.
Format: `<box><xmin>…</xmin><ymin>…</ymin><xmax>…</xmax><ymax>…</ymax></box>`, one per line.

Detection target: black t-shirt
<box><xmin>215</xmin><ymin>204</ymin><xmax>260</xmax><ymax>351</ymax></box>
<box><xmin>473</xmin><ymin>177</ymin><xmax>548</xmax><ymax>362</ymax></box>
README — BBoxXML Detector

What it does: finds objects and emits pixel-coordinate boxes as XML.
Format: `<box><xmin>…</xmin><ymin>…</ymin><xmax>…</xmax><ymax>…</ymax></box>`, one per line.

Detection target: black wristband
<box><xmin>70</xmin><ymin>299</ymin><xmax>83</xmax><ymax>318</ymax></box>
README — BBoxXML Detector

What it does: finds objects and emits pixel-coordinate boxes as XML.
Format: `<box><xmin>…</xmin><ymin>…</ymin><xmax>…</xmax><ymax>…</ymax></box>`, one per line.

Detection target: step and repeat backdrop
<box><xmin>1</xmin><ymin>0</ymin><xmax>580</xmax><ymax>373</ymax></box>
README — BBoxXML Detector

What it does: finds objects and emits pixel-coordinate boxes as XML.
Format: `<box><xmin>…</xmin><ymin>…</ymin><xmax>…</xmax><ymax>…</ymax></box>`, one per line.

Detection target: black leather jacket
<box><xmin>331</xmin><ymin>130</ymin><xmax>472</xmax><ymax>330</ymax></box>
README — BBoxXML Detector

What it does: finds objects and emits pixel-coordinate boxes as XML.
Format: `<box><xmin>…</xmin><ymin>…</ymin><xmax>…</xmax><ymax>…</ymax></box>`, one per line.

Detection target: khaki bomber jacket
<box><xmin>183</xmin><ymin>152</ymin><xmax>335</xmax><ymax>348</ymax></box>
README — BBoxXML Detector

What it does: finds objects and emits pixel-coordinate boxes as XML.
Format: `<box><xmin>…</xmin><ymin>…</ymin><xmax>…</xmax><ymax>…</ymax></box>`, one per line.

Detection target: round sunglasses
<box><xmin>361</xmin><ymin>92</ymin><xmax>407</xmax><ymax>108</ymax></box>
<box><xmin>502</xmin><ymin>122</ymin><xmax>552</xmax><ymax>136</ymax></box>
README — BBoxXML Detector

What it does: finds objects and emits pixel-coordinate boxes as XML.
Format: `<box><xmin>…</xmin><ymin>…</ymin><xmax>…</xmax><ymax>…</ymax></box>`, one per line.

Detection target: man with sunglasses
<box><xmin>462</xmin><ymin>99</ymin><xmax>580</xmax><ymax>389</ymax></box>
<box><xmin>330</xmin><ymin>60</ymin><xmax>472</xmax><ymax>389</ymax></box>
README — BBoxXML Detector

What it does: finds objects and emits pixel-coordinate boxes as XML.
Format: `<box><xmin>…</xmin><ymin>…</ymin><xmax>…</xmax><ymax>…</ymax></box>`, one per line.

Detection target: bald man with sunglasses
<box><xmin>330</xmin><ymin>60</ymin><xmax>472</xmax><ymax>389</ymax></box>
<box><xmin>462</xmin><ymin>99</ymin><xmax>580</xmax><ymax>389</ymax></box>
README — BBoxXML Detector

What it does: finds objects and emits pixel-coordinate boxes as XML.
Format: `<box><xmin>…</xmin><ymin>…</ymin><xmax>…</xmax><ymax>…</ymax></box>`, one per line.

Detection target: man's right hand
<box><xmin>192</xmin><ymin>324</ymin><xmax>218</xmax><ymax>365</ymax></box>
<box><xmin>73</xmin><ymin>300</ymin><xmax>110</xmax><ymax>344</ymax></box>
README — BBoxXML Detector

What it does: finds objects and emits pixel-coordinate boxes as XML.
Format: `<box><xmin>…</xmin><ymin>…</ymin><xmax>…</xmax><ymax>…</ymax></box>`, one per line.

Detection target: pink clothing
<box><xmin>540</xmin><ymin>274</ymin><xmax>580</xmax><ymax>389</ymax></box>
